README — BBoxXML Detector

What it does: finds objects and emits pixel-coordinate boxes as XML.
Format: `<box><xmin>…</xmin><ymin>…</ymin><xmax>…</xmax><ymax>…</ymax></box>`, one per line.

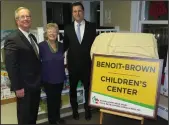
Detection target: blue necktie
<box><xmin>76</xmin><ymin>23</ymin><xmax>81</xmax><ymax>43</ymax></box>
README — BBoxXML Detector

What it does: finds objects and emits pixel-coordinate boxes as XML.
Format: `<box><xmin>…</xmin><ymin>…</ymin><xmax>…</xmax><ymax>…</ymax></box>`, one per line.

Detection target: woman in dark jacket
<box><xmin>39</xmin><ymin>23</ymin><xmax>65</xmax><ymax>124</ymax></box>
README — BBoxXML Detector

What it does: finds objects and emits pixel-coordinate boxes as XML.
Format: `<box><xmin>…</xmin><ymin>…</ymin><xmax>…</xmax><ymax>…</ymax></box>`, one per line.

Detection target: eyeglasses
<box><xmin>18</xmin><ymin>15</ymin><xmax>31</xmax><ymax>20</ymax></box>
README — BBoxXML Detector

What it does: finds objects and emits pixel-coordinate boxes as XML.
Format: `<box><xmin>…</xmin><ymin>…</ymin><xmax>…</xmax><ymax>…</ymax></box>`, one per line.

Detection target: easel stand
<box><xmin>100</xmin><ymin>109</ymin><xmax>144</xmax><ymax>125</ymax></box>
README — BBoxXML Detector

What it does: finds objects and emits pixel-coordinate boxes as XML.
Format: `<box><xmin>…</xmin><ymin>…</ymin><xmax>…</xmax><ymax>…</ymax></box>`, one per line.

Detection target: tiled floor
<box><xmin>1</xmin><ymin>103</ymin><xmax>168</xmax><ymax>125</ymax></box>
<box><xmin>41</xmin><ymin>110</ymin><xmax>168</xmax><ymax>125</ymax></box>
<box><xmin>41</xmin><ymin>109</ymin><xmax>100</xmax><ymax>124</ymax></box>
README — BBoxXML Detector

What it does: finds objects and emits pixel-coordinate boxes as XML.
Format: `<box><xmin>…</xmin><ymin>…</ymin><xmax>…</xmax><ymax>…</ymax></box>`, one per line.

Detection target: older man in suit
<box><xmin>64</xmin><ymin>2</ymin><xmax>96</xmax><ymax>121</ymax></box>
<box><xmin>4</xmin><ymin>7</ymin><xmax>41</xmax><ymax>124</ymax></box>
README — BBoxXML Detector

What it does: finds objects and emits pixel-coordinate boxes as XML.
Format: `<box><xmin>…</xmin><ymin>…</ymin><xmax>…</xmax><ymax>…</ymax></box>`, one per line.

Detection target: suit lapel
<box><xmin>17</xmin><ymin>29</ymin><xmax>39</xmax><ymax>60</ymax></box>
<box><xmin>71</xmin><ymin>23</ymin><xmax>80</xmax><ymax>44</ymax></box>
<box><xmin>81</xmin><ymin>21</ymin><xmax>89</xmax><ymax>44</ymax></box>
<box><xmin>17</xmin><ymin>29</ymin><xmax>34</xmax><ymax>50</ymax></box>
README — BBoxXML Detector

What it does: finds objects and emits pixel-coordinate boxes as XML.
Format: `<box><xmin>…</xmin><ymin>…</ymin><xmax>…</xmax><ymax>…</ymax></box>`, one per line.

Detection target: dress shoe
<box><xmin>56</xmin><ymin>119</ymin><xmax>65</xmax><ymax>124</ymax></box>
<box><xmin>85</xmin><ymin>110</ymin><xmax>92</xmax><ymax>121</ymax></box>
<box><xmin>73</xmin><ymin>111</ymin><xmax>79</xmax><ymax>120</ymax></box>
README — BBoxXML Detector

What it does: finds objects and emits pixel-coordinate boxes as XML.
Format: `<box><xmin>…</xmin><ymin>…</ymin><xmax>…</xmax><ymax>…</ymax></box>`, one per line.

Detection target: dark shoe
<box><xmin>85</xmin><ymin>110</ymin><xmax>92</xmax><ymax>121</ymax></box>
<box><xmin>73</xmin><ymin>111</ymin><xmax>79</xmax><ymax>120</ymax></box>
<box><xmin>56</xmin><ymin>119</ymin><xmax>65</xmax><ymax>124</ymax></box>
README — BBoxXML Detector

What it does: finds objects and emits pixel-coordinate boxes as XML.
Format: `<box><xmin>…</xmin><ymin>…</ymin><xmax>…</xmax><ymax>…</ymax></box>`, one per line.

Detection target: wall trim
<box><xmin>130</xmin><ymin>1</ymin><xmax>140</xmax><ymax>32</ymax></box>
<box><xmin>42</xmin><ymin>1</ymin><xmax>47</xmax><ymax>28</ymax></box>
<box><xmin>100</xmin><ymin>0</ymin><xmax>103</xmax><ymax>26</ymax></box>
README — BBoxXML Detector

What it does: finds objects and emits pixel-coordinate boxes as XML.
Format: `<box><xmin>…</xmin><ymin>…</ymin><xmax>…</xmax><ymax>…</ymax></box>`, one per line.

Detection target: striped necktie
<box><xmin>28</xmin><ymin>33</ymin><xmax>39</xmax><ymax>58</ymax></box>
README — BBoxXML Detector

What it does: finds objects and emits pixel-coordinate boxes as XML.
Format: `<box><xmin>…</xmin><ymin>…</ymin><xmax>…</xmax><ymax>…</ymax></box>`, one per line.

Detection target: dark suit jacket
<box><xmin>4</xmin><ymin>29</ymin><xmax>41</xmax><ymax>91</ymax></box>
<box><xmin>63</xmin><ymin>20</ymin><xmax>96</xmax><ymax>74</ymax></box>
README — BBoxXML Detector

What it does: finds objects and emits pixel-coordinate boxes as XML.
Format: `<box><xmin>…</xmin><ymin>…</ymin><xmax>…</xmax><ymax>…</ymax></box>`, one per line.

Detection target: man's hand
<box><xmin>16</xmin><ymin>88</ymin><xmax>24</xmax><ymax>98</ymax></box>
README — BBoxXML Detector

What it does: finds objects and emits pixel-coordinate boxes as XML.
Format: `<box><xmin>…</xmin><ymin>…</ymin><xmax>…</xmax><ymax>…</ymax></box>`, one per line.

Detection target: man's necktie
<box><xmin>76</xmin><ymin>23</ymin><xmax>81</xmax><ymax>44</ymax></box>
<box><xmin>28</xmin><ymin>34</ymin><xmax>39</xmax><ymax>58</ymax></box>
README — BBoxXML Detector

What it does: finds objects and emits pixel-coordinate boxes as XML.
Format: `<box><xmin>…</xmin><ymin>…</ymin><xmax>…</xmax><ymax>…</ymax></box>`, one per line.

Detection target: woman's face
<box><xmin>47</xmin><ymin>27</ymin><xmax>57</xmax><ymax>42</ymax></box>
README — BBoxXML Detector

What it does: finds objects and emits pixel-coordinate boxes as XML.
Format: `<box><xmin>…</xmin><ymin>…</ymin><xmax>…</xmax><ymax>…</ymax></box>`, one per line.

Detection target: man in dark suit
<box><xmin>63</xmin><ymin>2</ymin><xmax>96</xmax><ymax>121</ymax></box>
<box><xmin>4</xmin><ymin>7</ymin><xmax>41</xmax><ymax>124</ymax></box>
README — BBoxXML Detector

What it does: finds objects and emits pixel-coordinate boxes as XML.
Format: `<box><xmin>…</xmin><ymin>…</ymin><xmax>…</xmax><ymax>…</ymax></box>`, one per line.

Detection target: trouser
<box><xmin>17</xmin><ymin>88</ymin><xmax>41</xmax><ymax>124</ymax></box>
<box><xmin>69</xmin><ymin>69</ymin><xmax>91</xmax><ymax>112</ymax></box>
<box><xmin>43</xmin><ymin>82</ymin><xmax>64</xmax><ymax>124</ymax></box>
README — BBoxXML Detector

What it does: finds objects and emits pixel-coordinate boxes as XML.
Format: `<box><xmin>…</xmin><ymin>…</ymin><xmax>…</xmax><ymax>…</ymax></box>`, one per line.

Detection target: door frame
<box><xmin>42</xmin><ymin>0</ymin><xmax>103</xmax><ymax>28</ymax></box>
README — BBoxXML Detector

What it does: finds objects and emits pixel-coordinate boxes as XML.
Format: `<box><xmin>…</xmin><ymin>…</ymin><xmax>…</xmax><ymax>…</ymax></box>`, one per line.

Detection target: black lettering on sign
<box><xmin>101</xmin><ymin>76</ymin><xmax>105</xmax><ymax>82</ymax></box>
<box><xmin>107</xmin><ymin>86</ymin><xmax>138</xmax><ymax>95</ymax></box>
<box><xmin>142</xmin><ymin>81</ymin><xmax>147</xmax><ymax>87</ymax></box>
<box><xmin>96</xmin><ymin>61</ymin><xmax>124</xmax><ymax>69</ymax></box>
<box><xmin>97</xmin><ymin>61</ymin><xmax>101</xmax><ymax>67</ymax></box>
<box><xmin>101</xmin><ymin>76</ymin><xmax>147</xmax><ymax>88</ymax></box>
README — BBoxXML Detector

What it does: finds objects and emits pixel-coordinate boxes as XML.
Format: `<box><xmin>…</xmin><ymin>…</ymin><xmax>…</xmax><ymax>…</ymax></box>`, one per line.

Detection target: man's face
<box><xmin>16</xmin><ymin>9</ymin><xmax>32</xmax><ymax>32</ymax></box>
<box><xmin>72</xmin><ymin>5</ymin><xmax>84</xmax><ymax>23</ymax></box>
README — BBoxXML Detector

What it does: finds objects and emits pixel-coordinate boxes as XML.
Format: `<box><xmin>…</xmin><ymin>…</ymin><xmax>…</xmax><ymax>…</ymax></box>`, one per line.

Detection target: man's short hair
<box><xmin>72</xmin><ymin>2</ymin><xmax>84</xmax><ymax>11</ymax></box>
<box><xmin>15</xmin><ymin>7</ymin><xmax>31</xmax><ymax>19</ymax></box>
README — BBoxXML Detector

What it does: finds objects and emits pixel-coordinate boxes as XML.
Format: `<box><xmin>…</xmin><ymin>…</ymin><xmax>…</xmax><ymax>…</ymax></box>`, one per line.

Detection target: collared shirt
<box><xmin>19</xmin><ymin>27</ymin><xmax>39</xmax><ymax>54</ymax></box>
<box><xmin>74</xmin><ymin>20</ymin><xmax>85</xmax><ymax>42</ymax></box>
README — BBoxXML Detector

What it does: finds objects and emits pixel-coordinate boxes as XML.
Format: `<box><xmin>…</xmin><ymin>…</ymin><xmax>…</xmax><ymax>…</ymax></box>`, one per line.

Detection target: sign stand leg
<box><xmin>100</xmin><ymin>109</ymin><xmax>144</xmax><ymax>125</ymax></box>
<box><xmin>100</xmin><ymin>111</ymin><xmax>103</xmax><ymax>124</ymax></box>
<box><xmin>141</xmin><ymin>118</ymin><xmax>144</xmax><ymax>125</ymax></box>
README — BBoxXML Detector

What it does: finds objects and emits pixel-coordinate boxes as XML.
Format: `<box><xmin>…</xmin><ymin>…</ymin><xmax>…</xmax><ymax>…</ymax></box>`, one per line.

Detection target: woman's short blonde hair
<box><xmin>44</xmin><ymin>23</ymin><xmax>59</xmax><ymax>40</ymax></box>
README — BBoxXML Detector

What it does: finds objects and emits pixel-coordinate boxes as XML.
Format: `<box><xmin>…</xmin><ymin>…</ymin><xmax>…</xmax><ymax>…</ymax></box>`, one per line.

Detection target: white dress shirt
<box><xmin>74</xmin><ymin>20</ymin><xmax>85</xmax><ymax>42</ymax></box>
<box><xmin>19</xmin><ymin>27</ymin><xmax>39</xmax><ymax>54</ymax></box>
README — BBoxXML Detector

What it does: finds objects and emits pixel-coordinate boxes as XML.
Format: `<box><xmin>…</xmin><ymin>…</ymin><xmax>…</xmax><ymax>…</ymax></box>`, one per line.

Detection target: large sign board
<box><xmin>89</xmin><ymin>54</ymin><xmax>163</xmax><ymax>118</ymax></box>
